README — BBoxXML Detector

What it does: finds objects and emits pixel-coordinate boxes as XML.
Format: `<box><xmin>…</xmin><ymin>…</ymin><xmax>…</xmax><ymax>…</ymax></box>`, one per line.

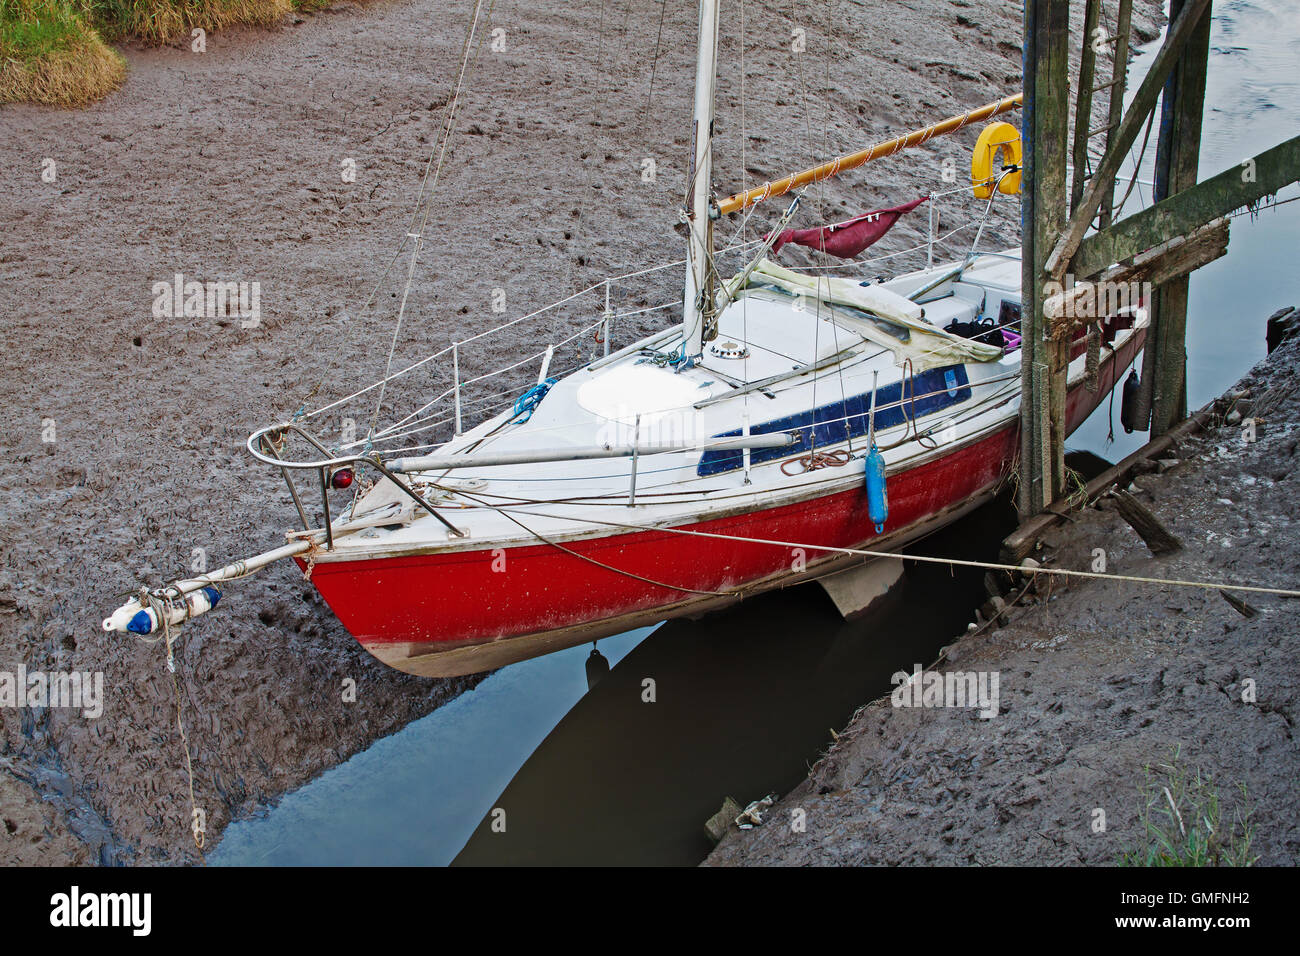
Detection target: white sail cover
<box><xmin>733</xmin><ymin>259</ymin><xmax>1004</xmax><ymax>371</ymax></box>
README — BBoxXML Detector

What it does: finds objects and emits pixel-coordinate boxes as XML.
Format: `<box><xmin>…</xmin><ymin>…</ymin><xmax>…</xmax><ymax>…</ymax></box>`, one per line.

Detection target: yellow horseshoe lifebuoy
<box><xmin>971</xmin><ymin>122</ymin><xmax>1022</xmax><ymax>199</ymax></box>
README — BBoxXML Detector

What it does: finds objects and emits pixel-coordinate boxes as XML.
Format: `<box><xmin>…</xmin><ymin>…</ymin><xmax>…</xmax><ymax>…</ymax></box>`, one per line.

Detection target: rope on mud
<box><xmin>455</xmin><ymin>501</ymin><xmax>1300</xmax><ymax>600</ymax></box>
<box><xmin>140</xmin><ymin>590</ymin><xmax>204</xmax><ymax>853</ymax></box>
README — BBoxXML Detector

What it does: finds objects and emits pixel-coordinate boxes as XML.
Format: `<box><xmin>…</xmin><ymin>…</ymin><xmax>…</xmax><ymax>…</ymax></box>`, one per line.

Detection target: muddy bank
<box><xmin>0</xmin><ymin>0</ymin><xmax>1162</xmax><ymax>864</ymax></box>
<box><xmin>706</xmin><ymin>326</ymin><xmax>1300</xmax><ymax>866</ymax></box>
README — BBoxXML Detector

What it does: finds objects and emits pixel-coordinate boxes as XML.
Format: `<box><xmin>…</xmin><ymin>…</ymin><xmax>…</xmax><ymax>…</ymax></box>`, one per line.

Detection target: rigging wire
<box><xmin>294</xmin><ymin>0</ymin><xmax>496</xmax><ymax>424</ymax></box>
<box><xmin>371</xmin><ymin>0</ymin><xmax>495</xmax><ymax>441</ymax></box>
<box><xmin>644</xmin><ymin>0</ymin><xmax>670</xmax><ymax>116</ymax></box>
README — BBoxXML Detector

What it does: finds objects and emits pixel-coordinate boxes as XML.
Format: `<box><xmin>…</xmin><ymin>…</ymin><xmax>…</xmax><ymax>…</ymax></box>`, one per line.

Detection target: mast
<box><xmin>681</xmin><ymin>0</ymin><xmax>721</xmax><ymax>365</ymax></box>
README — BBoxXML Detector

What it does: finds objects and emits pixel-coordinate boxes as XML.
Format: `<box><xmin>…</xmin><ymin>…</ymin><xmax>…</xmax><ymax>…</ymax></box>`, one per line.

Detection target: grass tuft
<box><xmin>73</xmin><ymin>0</ymin><xmax>294</xmax><ymax>45</ymax></box>
<box><xmin>0</xmin><ymin>1</ymin><xmax>126</xmax><ymax>106</ymax></box>
<box><xmin>1117</xmin><ymin>746</ymin><xmax>1258</xmax><ymax>867</ymax></box>
<box><xmin>1</xmin><ymin>0</ymin><xmax>320</xmax><ymax>106</ymax></box>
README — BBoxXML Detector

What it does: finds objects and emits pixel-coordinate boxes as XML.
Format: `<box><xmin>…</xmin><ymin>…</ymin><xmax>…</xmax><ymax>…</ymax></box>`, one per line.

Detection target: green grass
<box><xmin>1</xmin><ymin>0</ymin><xmax>83</xmax><ymax>56</ymax></box>
<box><xmin>1</xmin><ymin>0</ymin><xmax>336</xmax><ymax>106</ymax></box>
<box><xmin>69</xmin><ymin>0</ymin><xmax>293</xmax><ymax>45</ymax></box>
<box><xmin>1118</xmin><ymin>747</ymin><xmax>1258</xmax><ymax>867</ymax></box>
<box><xmin>1</xmin><ymin>1</ymin><xmax>126</xmax><ymax>105</ymax></box>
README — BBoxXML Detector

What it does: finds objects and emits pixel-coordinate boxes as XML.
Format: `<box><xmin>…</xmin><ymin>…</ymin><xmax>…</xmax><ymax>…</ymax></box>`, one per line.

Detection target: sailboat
<box><xmin>104</xmin><ymin>1</ymin><xmax>1146</xmax><ymax>676</ymax></box>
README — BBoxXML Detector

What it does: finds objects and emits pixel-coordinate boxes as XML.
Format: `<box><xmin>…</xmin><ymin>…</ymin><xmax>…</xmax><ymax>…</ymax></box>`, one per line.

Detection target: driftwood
<box><xmin>1110</xmin><ymin>489</ymin><xmax>1183</xmax><ymax>556</ymax></box>
<box><xmin>1219</xmin><ymin>589</ymin><xmax>1260</xmax><ymax>619</ymax></box>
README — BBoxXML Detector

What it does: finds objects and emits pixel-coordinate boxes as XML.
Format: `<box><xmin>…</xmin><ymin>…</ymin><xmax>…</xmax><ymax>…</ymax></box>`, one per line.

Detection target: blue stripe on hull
<box><xmin>698</xmin><ymin>363</ymin><xmax>972</xmax><ymax>477</ymax></box>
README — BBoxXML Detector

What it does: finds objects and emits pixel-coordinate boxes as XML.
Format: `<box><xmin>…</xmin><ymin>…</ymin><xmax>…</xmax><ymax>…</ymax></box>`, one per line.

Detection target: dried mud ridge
<box><xmin>706</xmin><ymin>331</ymin><xmax>1300</xmax><ymax>867</ymax></box>
<box><xmin>0</xmin><ymin>0</ymin><xmax>1162</xmax><ymax>864</ymax></box>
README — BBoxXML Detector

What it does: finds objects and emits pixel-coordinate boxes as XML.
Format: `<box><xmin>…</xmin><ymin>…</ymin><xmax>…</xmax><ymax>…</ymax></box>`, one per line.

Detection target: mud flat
<box><xmin>706</xmin><ymin>324</ymin><xmax>1300</xmax><ymax>867</ymax></box>
<box><xmin>0</xmin><ymin>0</ymin><xmax>1163</xmax><ymax>864</ymax></box>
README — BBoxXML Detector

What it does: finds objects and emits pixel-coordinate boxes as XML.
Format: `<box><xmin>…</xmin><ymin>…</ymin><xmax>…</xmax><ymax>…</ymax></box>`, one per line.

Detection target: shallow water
<box><xmin>212</xmin><ymin>0</ymin><xmax>1297</xmax><ymax>866</ymax></box>
<box><xmin>215</xmin><ymin>496</ymin><xmax>1015</xmax><ymax>867</ymax></box>
<box><xmin>210</xmin><ymin>626</ymin><xmax>652</xmax><ymax>865</ymax></box>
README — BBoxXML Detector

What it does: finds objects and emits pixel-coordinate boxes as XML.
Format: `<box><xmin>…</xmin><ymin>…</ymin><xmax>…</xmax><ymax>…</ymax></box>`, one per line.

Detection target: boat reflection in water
<box><xmin>453</xmin><ymin>493</ymin><xmax>1019</xmax><ymax>866</ymax></box>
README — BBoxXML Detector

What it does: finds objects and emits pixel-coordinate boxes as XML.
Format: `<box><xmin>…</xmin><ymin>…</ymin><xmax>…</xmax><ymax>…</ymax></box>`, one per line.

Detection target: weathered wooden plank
<box><xmin>1043</xmin><ymin>219</ymin><xmax>1229</xmax><ymax>335</ymax></box>
<box><xmin>1072</xmin><ymin>135</ymin><xmax>1300</xmax><ymax>279</ymax></box>
<box><xmin>1111</xmin><ymin>488</ymin><xmax>1184</xmax><ymax>555</ymax></box>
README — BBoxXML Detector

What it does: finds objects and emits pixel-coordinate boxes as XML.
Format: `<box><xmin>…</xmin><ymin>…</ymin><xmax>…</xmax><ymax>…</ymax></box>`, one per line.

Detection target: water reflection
<box><xmin>210</xmin><ymin>625</ymin><xmax>653</xmax><ymax>866</ymax></box>
<box><xmin>453</xmin><ymin>496</ymin><xmax>1017</xmax><ymax>866</ymax></box>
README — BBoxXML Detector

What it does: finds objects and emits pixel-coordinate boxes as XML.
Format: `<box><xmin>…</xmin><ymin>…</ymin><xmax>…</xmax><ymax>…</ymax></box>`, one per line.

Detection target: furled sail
<box><xmin>730</xmin><ymin>259</ymin><xmax>1005</xmax><ymax>371</ymax></box>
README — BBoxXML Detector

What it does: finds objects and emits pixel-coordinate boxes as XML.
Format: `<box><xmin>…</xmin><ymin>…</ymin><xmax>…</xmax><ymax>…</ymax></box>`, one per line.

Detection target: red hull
<box><xmin>305</xmin><ymin>334</ymin><xmax>1141</xmax><ymax>675</ymax></box>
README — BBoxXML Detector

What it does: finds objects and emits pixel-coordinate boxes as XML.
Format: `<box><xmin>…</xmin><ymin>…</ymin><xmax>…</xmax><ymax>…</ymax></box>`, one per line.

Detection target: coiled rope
<box><xmin>510</xmin><ymin>378</ymin><xmax>558</xmax><ymax>424</ymax></box>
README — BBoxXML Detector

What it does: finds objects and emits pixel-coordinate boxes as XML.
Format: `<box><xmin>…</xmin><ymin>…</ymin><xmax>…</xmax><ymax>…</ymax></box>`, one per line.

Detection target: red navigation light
<box><xmin>330</xmin><ymin>467</ymin><xmax>354</xmax><ymax>490</ymax></box>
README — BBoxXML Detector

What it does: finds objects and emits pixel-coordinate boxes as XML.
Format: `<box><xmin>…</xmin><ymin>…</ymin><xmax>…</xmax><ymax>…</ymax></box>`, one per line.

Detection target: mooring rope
<box><xmin>451</xmin><ymin>500</ymin><xmax>1300</xmax><ymax>600</ymax></box>
<box><xmin>456</xmin><ymin>491</ymin><xmax>739</xmax><ymax>597</ymax></box>
<box><xmin>138</xmin><ymin>590</ymin><xmax>204</xmax><ymax>853</ymax></box>
<box><xmin>370</xmin><ymin>0</ymin><xmax>492</xmax><ymax>440</ymax></box>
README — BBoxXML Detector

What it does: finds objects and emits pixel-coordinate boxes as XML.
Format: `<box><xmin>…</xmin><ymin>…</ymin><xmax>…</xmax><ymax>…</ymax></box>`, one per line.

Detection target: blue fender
<box><xmin>865</xmin><ymin>445</ymin><xmax>889</xmax><ymax>534</ymax></box>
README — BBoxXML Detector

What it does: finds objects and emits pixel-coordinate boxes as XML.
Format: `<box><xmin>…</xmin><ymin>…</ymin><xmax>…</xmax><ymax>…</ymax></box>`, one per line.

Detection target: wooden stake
<box><xmin>1219</xmin><ymin>590</ymin><xmax>1260</xmax><ymax>619</ymax></box>
<box><xmin>1071</xmin><ymin>0</ymin><xmax>1103</xmax><ymax>214</ymax></box>
<box><xmin>1111</xmin><ymin>488</ymin><xmax>1183</xmax><ymax>555</ymax></box>
<box><xmin>1149</xmin><ymin>0</ymin><xmax>1213</xmax><ymax>437</ymax></box>
<box><xmin>1098</xmin><ymin>0</ymin><xmax>1135</xmax><ymax>229</ymax></box>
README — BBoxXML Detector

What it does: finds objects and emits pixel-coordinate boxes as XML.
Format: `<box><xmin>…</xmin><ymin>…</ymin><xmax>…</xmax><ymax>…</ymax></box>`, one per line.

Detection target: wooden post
<box><xmin>1071</xmin><ymin>0</ymin><xmax>1103</xmax><ymax>407</ymax></box>
<box><xmin>1147</xmin><ymin>0</ymin><xmax>1212</xmax><ymax>436</ymax></box>
<box><xmin>1071</xmin><ymin>0</ymin><xmax>1103</xmax><ymax>214</ymax></box>
<box><xmin>1098</xmin><ymin>0</ymin><xmax>1134</xmax><ymax>229</ymax></box>
<box><xmin>1019</xmin><ymin>0</ymin><xmax>1071</xmax><ymax>517</ymax></box>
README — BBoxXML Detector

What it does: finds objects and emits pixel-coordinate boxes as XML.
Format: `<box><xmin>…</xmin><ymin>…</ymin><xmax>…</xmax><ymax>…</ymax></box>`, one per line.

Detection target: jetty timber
<box><xmin>1013</xmin><ymin>0</ymin><xmax>1300</xmax><ymax>532</ymax></box>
